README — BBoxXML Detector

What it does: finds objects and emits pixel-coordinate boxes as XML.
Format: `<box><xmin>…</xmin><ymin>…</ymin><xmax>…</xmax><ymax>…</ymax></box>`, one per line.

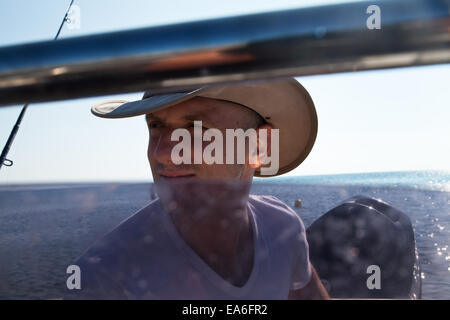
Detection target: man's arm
<box><xmin>288</xmin><ymin>264</ymin><xmax>330</xmax><ymax>300</ymax></box>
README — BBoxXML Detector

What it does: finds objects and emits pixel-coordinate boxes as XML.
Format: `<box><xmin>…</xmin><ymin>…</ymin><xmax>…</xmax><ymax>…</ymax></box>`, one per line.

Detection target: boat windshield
<box><xmin>0</xmin><ymin>0</ymin><xmax>448</xmax><ymax>301</ymax></box>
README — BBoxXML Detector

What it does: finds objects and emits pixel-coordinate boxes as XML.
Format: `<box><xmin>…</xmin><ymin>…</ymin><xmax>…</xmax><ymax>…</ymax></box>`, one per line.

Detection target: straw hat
<box><xmin>92</xmin><ymin>78</ymin><xmax>318</xmax><ymax>177</ymax></box>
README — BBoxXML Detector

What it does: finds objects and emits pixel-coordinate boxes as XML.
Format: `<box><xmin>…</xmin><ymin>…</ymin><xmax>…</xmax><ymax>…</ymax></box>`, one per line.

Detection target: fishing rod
<box><xmin>0</xmin><ymin>0</ymin><xmax>75</xmax><ymax>171</ymax></box>
<box><xmin>0</xmin><ymin>0</ymin><xmax>448</xmax><ymax>107</ymax></box>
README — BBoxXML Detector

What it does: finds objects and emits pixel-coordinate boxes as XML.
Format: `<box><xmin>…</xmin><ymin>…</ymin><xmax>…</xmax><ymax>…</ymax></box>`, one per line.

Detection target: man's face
<box><xmin>146</xmin><ymin>96</ymin><xmax>265</xmax><ymax>183</ymax></box>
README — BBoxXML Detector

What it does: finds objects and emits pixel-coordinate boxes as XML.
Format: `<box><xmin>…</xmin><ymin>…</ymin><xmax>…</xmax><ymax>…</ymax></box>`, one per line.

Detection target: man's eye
<box><xmin>149</xmin><ymin>122</ymin><xmax>162</xmax><ymax>129</ymax></box>
<box><xmin>188</xmin><ymin>123</ymin><xmax>208</xmax><ymax>129</ymax></box>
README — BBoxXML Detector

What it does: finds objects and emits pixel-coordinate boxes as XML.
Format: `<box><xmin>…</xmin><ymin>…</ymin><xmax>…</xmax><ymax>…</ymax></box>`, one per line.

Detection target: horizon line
<box><xmin>1</xmin><ymin>169</ymin><xmax>448</xmax><ymax>186</ymax></box>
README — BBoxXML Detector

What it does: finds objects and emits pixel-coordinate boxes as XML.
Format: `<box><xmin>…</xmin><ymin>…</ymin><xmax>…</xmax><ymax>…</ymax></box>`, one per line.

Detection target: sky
<box><xmin>0</xmin><ymin>0</ymin><xmax>449</xmax><ymax>184</ymax></box>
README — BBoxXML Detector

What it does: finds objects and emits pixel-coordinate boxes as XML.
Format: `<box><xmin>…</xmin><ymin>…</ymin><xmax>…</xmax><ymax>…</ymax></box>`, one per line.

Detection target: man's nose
<box><xmin>150</xmin><ymin>129</ymin><xmax>183</xmax><ymax>165</ymax></box>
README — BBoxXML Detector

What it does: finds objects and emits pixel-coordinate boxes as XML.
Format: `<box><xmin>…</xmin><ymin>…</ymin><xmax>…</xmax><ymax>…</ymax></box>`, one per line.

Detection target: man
<box><xmin>65</xmin><ymin>78</ymin><xmax>329</xmax><ymax>299</ymax></box>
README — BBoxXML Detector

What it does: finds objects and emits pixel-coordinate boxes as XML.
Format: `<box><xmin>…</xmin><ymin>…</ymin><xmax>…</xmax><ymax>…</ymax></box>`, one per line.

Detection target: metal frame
<box><xmin>0</xmin><ymin>0</ymin><xmax>449</xmax><ymax>107</ymax></box>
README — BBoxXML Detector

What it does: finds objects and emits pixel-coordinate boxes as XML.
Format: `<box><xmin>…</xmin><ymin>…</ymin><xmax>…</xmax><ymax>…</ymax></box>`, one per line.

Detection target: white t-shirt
<box><xmin>65</xmin><ymin>195</ymin><xmax>311</xmax><ymax>299</ymax></box>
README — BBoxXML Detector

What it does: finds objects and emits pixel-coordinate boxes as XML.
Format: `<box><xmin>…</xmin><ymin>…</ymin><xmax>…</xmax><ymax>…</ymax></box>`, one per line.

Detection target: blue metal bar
<box><xmin>0</xmin><ymin>0</ymin><xmax>448</xmax><ymax>107</ymax></box>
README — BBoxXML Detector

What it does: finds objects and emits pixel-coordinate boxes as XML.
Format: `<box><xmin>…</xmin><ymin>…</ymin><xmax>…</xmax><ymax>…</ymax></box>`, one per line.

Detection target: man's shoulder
<box><xmin>248</xmin><ymin>194</ymin><xmax>305</xmax><ymax>232</ymax></box>
<box><xmin>248</xmin><ymin>194</ymin><xmax>297</xmax><ymax>218</ymax></box>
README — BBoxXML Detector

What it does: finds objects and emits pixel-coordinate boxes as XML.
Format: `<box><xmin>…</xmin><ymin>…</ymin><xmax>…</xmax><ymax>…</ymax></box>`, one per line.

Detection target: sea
<box><xmin>0</xmin><ymin>170</ymin><xmax>448</xmax><ymax>299</ymax></box>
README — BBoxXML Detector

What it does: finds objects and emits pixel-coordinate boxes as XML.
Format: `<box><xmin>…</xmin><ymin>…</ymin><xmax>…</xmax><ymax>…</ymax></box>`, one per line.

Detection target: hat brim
<box><xmin>91</xmin><ymin>89</ymin><xmax>203</xmax><ymax>118</ymax></box>
<box><xmin>91</xmin><ymin>79</ymin><xmax>317</xmax><ymax>177</ymax></box>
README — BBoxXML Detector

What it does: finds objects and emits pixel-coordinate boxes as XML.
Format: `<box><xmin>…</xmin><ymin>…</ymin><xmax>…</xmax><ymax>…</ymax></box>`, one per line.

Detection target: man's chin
<box><xmin>155</xmin><ymin>176</ymin><xmax>250</xmax><ymax>188</ymax></box>
<box><xmin>158</xmin><ymin>174</ymin><xmax>196</xmax><ymax>183</ymax></box>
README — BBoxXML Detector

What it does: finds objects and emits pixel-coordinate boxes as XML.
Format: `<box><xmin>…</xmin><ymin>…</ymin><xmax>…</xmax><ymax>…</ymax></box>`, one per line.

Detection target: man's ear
<box><xmin>249</xmin><ymin>124</ymin><xmax>273</xmax><ymax>169</ymax></box>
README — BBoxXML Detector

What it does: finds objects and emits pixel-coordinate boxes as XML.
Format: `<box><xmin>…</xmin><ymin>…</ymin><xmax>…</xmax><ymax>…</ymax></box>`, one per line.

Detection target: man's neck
<box><xmin>172</xmin><ymin>202</ymin><xmax>248</xmax><ymax>247</ymax></box>
<box><xmin>167</xmin><ymin>196</ymin><xmax>254</xmax><ymax>286</ymax></box>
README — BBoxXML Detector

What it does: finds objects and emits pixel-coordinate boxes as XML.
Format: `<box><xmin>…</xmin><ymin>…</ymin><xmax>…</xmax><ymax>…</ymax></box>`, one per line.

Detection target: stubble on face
<box><xmin>146</xmin><ymin>96</ymin><xmax>265</xmax><ymax>182</ymax></box>
<box><xmin>146</xmin><ymin>97</ymin><xmax>265</xmax><ymax>214</ymax></box>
